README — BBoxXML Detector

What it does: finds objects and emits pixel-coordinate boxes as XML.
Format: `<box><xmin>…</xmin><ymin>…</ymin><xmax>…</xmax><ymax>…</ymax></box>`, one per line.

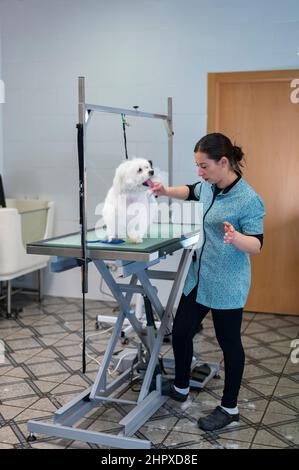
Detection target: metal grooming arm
<box><xmin>77</xmin><ymin>77</ymin><xmax>173</xmax><ymax>372</ymax></box>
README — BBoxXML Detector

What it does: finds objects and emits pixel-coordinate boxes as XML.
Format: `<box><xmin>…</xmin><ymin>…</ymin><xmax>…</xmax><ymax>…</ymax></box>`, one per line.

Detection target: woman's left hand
<box><xmin>223</xmin><ymin>221</ymin><xmax>237</xmax><ymax>244</ymax></box>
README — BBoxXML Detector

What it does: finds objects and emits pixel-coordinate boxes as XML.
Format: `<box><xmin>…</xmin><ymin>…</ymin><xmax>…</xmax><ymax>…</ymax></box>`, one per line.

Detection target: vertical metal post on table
<box><xmin>167</xmin><ymin>97</ymin><xmax>173</xmax><ymax>222</ymax></box>
<box><xmin>77</xmin><ymin>76</ymin><xmax>88</xmax><ymax>373</ymax></box>
<box><xmin>78</xmin><ymin>77</ymin><xmax>87</xmax><ymax>278</ymax></box>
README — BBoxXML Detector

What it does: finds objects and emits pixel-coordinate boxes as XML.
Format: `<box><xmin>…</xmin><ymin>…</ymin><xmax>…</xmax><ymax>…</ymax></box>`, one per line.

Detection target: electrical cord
<box><xmin>109</xmin><ymin>350</ymin><xmax>138</xmax><ymax>375</ymax></box>
<box><xmin>79</xmin><ymin>327</ymin><xmax>113</xmax><ymax>371</ymax></box>
<box><xmin>79</xmin><ymin>327</ymin><xmax>138</xmax><ymax>376</ymax></box>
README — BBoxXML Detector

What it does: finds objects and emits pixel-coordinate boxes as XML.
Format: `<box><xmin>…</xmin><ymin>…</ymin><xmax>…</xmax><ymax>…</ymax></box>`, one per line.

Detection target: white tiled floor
<box><xmin>0</xmin><ymin>295</ymin><xmax>298</xmax><ymax>449</ymax></box>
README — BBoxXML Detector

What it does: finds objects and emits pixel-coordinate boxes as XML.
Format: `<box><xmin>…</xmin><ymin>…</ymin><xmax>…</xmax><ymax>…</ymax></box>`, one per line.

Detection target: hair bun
<box><xmin>232</xmin><ymin>145</ymin><xmax>244</xmax><ymax>162</ymax></box>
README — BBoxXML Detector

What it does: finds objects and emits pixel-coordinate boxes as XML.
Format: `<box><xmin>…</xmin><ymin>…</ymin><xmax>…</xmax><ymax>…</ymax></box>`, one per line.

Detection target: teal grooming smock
<box><xmin>183</xmin><ymin>177</ymin><xmax>266</xmax><ymax>309</ymax></box>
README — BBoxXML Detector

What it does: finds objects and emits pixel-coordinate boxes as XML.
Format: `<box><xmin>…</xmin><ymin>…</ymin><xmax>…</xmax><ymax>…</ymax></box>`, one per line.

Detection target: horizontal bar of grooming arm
<box><xmin>85</xmin><ymin>103</ymin><xmax>169</xmax><ymax>121</ymax></box>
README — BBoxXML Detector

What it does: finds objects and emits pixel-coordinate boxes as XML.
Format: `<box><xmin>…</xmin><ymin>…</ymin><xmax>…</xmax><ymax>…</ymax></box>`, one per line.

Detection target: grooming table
<box><xmin>26</xmin><ymin>223</ymin><xmax>219</xmax><ymax>449</ymax></box>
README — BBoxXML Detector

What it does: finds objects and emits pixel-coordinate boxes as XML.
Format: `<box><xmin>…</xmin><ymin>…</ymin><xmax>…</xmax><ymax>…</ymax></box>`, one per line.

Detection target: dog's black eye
<box><xmin>138</xmin><ymin>168</ymin><xmax>142</xmax><ymax>173</ymax></box>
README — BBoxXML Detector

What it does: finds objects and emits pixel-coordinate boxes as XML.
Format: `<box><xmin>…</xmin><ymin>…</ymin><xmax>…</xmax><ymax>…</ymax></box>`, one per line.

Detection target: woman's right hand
<box><xmin>151</xmin><ymin>182</ymin><xmax>169</xmax><ymax>197</ymax></box>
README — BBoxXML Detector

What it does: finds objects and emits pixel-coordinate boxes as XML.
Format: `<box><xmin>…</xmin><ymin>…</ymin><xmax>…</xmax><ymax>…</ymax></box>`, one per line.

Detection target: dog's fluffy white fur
<box><xmin>102</xmin><ymin>158</ymin><xmax>157</xmax><ymax>243</ymax></box>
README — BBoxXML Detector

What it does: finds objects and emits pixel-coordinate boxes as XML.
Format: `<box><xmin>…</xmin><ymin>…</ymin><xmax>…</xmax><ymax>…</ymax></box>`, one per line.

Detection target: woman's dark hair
<box><xmin>194</xmin><ymin>133</ymin><xmax>245</xmax><ymax>175</ymax></box>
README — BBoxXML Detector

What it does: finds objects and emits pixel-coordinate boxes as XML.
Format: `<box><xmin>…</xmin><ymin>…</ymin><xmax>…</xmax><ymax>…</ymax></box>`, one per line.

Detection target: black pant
<box><xmin>172</xmin><ymin>287</ymin><xmax>245</xmax><ymax>408</ymax></box>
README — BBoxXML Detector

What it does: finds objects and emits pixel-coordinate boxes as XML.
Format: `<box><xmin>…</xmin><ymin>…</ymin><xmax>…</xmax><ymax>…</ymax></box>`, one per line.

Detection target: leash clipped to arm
<box><xmin>121</xmin><ymin>106</ymin><xmax>138</xmax><ymax>161</ymax></box>
<box><xmin>121</xmin><ymin>113</ymin><xmax>129</xmax><ymax>160</ymax></box>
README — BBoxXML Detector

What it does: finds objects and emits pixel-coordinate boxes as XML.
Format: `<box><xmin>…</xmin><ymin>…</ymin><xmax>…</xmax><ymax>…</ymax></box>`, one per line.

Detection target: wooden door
<box><xmin>208</xmin><ymin>70</ymin><xmax>299</xmax><ymax>315</ymax></box>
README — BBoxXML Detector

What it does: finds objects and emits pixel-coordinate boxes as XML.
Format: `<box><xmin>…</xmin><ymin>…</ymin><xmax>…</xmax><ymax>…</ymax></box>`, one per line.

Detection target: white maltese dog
<box><xmin>102</xmin><ymin>158</ymin><xmax>157</xmax><ymax>243</ymax></box>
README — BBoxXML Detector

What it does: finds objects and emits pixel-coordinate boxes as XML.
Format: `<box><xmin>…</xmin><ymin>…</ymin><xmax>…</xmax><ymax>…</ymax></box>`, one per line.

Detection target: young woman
<box><xmin>151</xmin><ymin>133</ymin><xmax>265</xmax><ymax>432</ymax></box>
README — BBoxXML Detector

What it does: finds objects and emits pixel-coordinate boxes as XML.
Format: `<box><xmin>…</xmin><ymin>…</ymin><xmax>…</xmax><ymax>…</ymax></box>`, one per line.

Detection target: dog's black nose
<box><xmin>149</xmin><ymin>170</ymin><xmax>154</xmax><ymax>176</ymax></box>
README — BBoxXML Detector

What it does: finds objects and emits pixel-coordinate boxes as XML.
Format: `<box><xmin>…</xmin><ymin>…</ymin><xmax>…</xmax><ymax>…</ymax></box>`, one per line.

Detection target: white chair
<box><xmin>0</xmin><ymin>198</ymin><xmax>54</xmax><ymax>317</ymax></box>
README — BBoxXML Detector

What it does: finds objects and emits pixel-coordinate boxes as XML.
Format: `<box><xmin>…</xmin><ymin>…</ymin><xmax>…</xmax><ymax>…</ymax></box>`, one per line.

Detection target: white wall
<box><xmin>0</xmin><ymin>0</ymin><xmax>299</xmax><ymax>302</ymax></box>
<box><xmin>0</xmin><ymin>25</ymin><xmax>3</xmax><ymax>176</ymax></box>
